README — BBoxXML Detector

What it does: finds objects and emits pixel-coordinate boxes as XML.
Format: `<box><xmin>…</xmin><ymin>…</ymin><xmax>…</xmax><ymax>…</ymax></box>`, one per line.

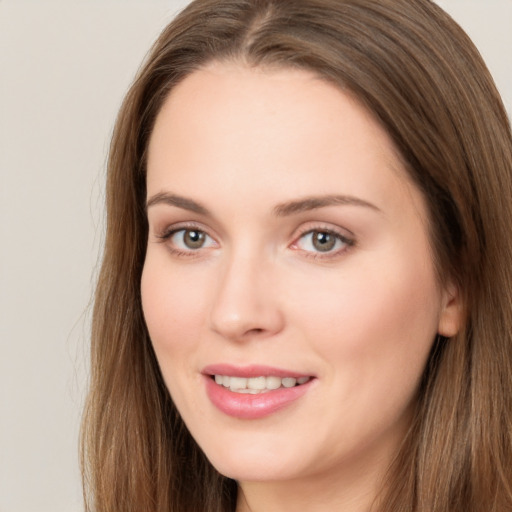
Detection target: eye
<box><xmin>295</xmin><ymin>229</ymin><xmax>351</xmax><ymax>254</ymax></box>
<box><xmin>168</xmin><ymin>228</ymin><xmax>216</xmax><ymax>251</ymax></box>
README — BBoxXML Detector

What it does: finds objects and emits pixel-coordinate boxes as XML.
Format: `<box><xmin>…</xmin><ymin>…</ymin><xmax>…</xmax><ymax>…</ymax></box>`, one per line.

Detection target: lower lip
<box><xmin>204</xmin><ymin>376</ymin><xmax>314</xmax><ymax>419</ymax></box>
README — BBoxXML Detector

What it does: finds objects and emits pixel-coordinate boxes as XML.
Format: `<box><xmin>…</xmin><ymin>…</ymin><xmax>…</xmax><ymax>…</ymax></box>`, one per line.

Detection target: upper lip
<box><xmin>202</xmin><ymin>363</ymin><xmax>314</xmax><ymax>379</ymax></box>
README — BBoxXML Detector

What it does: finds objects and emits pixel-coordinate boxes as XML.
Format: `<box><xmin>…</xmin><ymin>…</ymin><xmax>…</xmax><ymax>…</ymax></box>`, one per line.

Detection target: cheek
<box><xmin>280</xmin><ymin>257</ymin><xmax>441</xmax><ymax>459</ymax></box>
<box><xmin>141</xmin><ymin>256</ymin><xmax>214</xmax><ymax>423</ymax></box>
<box><xmin>288</xmin><ymin>251</ymin><xmax>441</xmax><ymax>394</ymax></box>
<box><xmin>141</xmin><ymin>255</ymin><xmax>208</xmax><ymax>360</ymax></box>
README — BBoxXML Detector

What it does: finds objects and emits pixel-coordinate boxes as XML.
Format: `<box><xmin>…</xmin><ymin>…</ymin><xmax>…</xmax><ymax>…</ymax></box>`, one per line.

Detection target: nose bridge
<box><xmin>209</xmin><ymin>243</ymin><xmax>283</xmax><ymax>341</ymax></box>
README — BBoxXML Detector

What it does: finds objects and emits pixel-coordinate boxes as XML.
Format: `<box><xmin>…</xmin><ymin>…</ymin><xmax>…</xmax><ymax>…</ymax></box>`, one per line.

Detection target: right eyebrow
<box><xmin>145</xmin><ymin>192</ymin><xmax>210</xmax><ymax>216</ymax></box>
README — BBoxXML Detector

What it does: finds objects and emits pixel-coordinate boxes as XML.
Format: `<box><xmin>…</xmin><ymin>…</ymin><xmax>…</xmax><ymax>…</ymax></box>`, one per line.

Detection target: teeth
<box><xmin>214</xmin><ymin>375</ymin><xmax>311</xmax><ymax>393</ymax></box>
<box><xmin>282</xmin><ymin>377</ymin><xmax>296</xmax><ymax>388</ymax></box>
<box><xmin>266</xmin><ymin>376</ymin><xmax>281</xmax><ymax>390</ymax></box>
<box><xmin>247</xmin><ymin>376</ymin><xmax>266</xmax><ymax>390</ymax></box>
<box><xmin>229</xmin><ymin>376</ymin><xmax>247</xmax><ymax>391</ymax></box>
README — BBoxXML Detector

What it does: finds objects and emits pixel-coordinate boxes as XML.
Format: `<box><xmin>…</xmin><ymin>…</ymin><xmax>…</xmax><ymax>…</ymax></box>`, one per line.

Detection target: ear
<box><xmin>437</xmin><ymin>281</ymin><xmax>463</xmax><ymax>337</ymax></box>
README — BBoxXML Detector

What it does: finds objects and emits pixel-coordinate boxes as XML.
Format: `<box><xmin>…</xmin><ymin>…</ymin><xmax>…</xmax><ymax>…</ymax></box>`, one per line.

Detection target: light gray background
<box><xmin>1</xmin><ymin>1</ymin><xmax>510</xmax><ymax>511</ymax></box>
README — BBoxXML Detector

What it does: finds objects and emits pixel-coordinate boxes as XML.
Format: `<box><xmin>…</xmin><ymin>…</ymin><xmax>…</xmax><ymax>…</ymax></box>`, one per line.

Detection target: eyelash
<box><xmin>156</xmin><ymin>223</ymin><xmax>216</xmax><ymax>258</ymax></box>
<box><xmin>289</xmin><ymin>225</ymin><xmax>355</xmax><ymax>261</ymax></box>
<box><xmin>155</xmin><ymin>223</ymin><xmax>355</xmax><ymax>260</ymax></box>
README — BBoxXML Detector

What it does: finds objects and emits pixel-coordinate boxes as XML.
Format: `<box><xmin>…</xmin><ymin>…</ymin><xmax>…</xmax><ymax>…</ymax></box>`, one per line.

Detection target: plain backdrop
<box><xmin>0</xmin><ymin>1</ymin><xmax>510</xmax><ymax>511</ymax></box>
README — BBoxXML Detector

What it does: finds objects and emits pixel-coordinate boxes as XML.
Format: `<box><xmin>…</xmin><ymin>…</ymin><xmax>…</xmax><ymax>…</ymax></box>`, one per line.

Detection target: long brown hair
<box><xmin>81</xmin><ymin>1</ymin><xmax>512</xmax><ymax>510</ymax></box>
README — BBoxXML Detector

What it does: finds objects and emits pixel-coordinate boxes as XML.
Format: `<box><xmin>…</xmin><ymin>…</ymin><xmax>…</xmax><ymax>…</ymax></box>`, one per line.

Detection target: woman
<box><xmin>81</xmin><ymin>0</ymin><xmax>512</xmax><ymax>511</ymax></box>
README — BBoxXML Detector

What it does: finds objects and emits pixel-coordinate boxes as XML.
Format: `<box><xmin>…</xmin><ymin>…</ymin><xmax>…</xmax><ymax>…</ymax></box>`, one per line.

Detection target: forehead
<box><xmin>149</xmin><ymin>62</ymin><xmax>394</xmax><ymax>161</ymax></box>
<box><xmin>146</xmin><ymin>62</ymin><xmax>421</xmax><ymax>222</ymax></box>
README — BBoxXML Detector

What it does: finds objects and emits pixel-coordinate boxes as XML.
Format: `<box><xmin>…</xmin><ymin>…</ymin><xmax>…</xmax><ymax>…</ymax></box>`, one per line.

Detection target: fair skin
<box><xmin>142</xmin><ymin>62</ymin><xmax>461</xmax><ymax>512</ymax></box>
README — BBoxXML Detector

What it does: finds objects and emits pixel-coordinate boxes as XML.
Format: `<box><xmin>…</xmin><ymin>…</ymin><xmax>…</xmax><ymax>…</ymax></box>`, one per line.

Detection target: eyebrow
<box><xmin>146</xmin><ymin>192</ymin><xmax>380</xmax><ymax>216</ymax></box>
<box><xmin>273</xmin><ymin>195</ymin><xmax>381</xmax><ymax>216</ymax></box>
<box><xmin>146</xmin><ymin>192</ymin><xmax>210</xmax><ymax>215</ymax></box>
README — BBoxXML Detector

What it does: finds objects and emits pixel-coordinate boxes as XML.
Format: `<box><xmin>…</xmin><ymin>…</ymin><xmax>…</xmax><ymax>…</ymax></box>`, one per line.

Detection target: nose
<box><xmin>209</xmin><ymin>251</ymin><xmax>285</xmax><ymax>341</ymax></box>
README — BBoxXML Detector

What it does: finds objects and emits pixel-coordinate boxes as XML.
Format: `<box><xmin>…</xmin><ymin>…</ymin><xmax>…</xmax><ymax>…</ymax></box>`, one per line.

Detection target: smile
<box><xmin>203</xmin><ymin>366</ymin><xmax>316</xmax><ymax>419</ymax></box>
<box><xmin>213</xmin><ymin>374</ymin><xmax>311</xmax><ymax>393</ymax></box>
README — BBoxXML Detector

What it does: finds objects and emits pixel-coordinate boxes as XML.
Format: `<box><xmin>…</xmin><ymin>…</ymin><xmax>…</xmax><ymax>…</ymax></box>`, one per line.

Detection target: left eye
<box><xmin>169</xmin><ymin>229</ymin><xmax>216</xmax><ymax>251</ymax></box>
<box><xmin>295</xmin><ymin>230</ymin><xmax>349</xmax><ymax>253</ymax></box>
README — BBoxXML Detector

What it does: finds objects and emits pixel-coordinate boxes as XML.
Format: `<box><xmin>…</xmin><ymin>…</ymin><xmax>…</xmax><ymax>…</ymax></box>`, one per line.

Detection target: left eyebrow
<box><xmin>273</xmin><ymin>195</ymin><xmax>381</xmax><ymax>216</ymax></box>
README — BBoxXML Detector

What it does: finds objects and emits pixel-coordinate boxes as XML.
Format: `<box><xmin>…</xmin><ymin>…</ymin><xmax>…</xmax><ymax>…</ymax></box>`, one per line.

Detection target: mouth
<box><xmin>202</xmin><ymin>365</ymin><xmax>316</xmax><ymax>419</ymax></box>
<box><xmin>211</xmin><ymin>374</ymin><xmax>312</xmax><ymax>394</ymax></box>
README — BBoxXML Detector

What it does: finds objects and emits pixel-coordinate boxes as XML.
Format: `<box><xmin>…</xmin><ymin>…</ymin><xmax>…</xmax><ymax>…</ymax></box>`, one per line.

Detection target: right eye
<box><xmin>167</xmin><ymin>228</ymin><xmax>216</xmax><ymax>252</ymax></box>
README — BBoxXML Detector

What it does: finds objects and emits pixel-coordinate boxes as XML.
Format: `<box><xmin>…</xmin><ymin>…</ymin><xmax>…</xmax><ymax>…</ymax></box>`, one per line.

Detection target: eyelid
<box><xmin>290</xmin><ymin>223</ymin><xmax>355</xmax><ymax>258</ymax></box>
<box><xmin>154</xmin><ymin>221</ymin><xmax>219</xmax><ymax>256</ymax></box>
<box><xmin>152</xmin><ymin>220</ymin><xmax>354</xmax><ymax>259</ymax></box>
<box><xmin>155</xmin><ymin>220</ymin><xmax>214</xmax><ymax>240</ymax></box>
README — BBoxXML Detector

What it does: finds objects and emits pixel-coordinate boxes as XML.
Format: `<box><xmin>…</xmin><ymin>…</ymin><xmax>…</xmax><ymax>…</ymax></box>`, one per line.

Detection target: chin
<box><xmin>196</xmin><ymin>431</ymin><xmax>309</xmax><ymax>482</ymax></box>
<box><xmin>210</xmin><ymin>455</ymin><xmax>297</xmax><ymax>483</ymax></box>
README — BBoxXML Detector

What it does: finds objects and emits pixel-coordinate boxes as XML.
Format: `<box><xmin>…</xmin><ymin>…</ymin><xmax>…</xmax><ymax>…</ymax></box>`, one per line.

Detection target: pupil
<box><xmin>184</xmin><ymin>230</ymin><xmax>205</xmax><ymax>249</ymax></box>
<box><xmin>313</xmin><ymin>231</ymin><xmax>335</xmax><ymax>252</ymax></box>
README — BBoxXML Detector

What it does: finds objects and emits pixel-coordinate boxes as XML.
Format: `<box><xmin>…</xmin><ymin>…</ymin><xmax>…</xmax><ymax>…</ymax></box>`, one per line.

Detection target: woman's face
<box><xmin>142</xmin><ymin>63</ymin><xmax>460</xmax><ymax>485</ymax></box>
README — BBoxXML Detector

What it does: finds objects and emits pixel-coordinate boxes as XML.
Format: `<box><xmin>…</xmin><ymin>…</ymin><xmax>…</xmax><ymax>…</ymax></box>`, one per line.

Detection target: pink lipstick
<box><xmin>202</xmin><ymin>364</ymin><xmax>315</xmax><ymax>419</ymax></box>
